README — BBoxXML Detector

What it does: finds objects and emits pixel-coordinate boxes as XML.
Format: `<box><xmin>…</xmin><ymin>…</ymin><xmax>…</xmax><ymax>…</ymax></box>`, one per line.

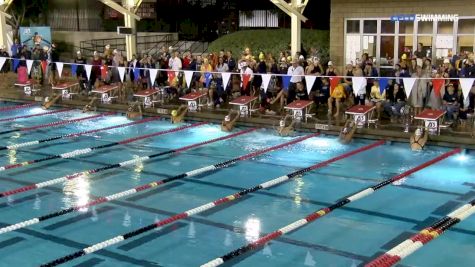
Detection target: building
<box><xmin>330</xmin><ymin>0</ymin><xmax>475</xmax><ymax>74</ymax></box>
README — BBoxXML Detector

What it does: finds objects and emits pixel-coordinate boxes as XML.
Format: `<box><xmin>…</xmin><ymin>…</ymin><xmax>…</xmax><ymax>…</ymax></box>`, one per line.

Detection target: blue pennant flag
<box><xmin>71</xmin><ymin>64</ymin><xmax>77</xmax><ymax>75</ymax></box>
<box><xmin>13</xmin><ymin>59</ymin><xmax>19</xmax><ymax>71</ymax></box>
<box><xmin>205</xmin><ymin>72</ymin><xmax>212</xmax><ymax>88</ymax></box>
<box><xmin>282</xmin><ymin>75</ymin><xmax>291</xmax><ymax>90</ymax></box>
<box><xmin>378</xmin><ymin>77</ymin><xmax>389</xmax><ymax>94</ymax></box>
<box><xmin>134</xmin><ymin>68</ymin><xmax>140</xmax><ymax>81</ymax></box>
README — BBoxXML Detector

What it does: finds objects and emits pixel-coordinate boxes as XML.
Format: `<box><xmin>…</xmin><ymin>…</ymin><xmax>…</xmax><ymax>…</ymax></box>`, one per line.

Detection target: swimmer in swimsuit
<box><xmin>126</xmin><ymin>101</ymin><xmax>142</xmax><ymax>119</ymax></box>
<box><xmin>277</xmin><ymin>114</ymin><xmax>297</xmax><ymax>137</ymax></box>
<box><xmin>221</xmin><ymin>110</ymin><xmax>240</xmax><ymax>132</ymax></box>
<box><xmin>42</xmin><ymin>94</ymin><xmax>62</xmax><ymax>110</ymax></box>
<box><xmin>171</xmin><ymin>105</ymin><xmax>188</xmax><ymax>124</ymax></box>
<box><xmin>83</xmin><ymin>97</ymin><xmax>98</xmax><ymax>113</ymax></box>
<box><xmin>410</xmin><ymin>128</ymin><xmax>428</xmax><ymax>151</ymax></box>
<box><xmin>339</xmin><ymin>119</ymin><xmax>357</xmax><ymax>144</ymax></box>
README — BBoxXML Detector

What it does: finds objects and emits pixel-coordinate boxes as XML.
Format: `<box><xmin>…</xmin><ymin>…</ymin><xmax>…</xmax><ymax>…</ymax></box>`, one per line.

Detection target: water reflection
<box><xmin>244</xmin><ymin>217</ymin><xmax>261</xmax><ymax>242</ymax></box>
<box><xmin>62</xmin><ymin>174</ymin><xmax>90</xmax><ymax>213</ymax></box>
<box><xmin>292</xmin><ymin>175</ymin><xmax>305</xmax><ymax>207</ymax></box>
<box><xmin>8</xmin><ymin>149</ymin><xmax>17</xmax><ymax>164</ymax></box>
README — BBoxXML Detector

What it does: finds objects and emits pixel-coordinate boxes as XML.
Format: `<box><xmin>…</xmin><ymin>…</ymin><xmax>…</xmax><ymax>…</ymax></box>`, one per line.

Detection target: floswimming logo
<box><xmin>416</xmin><ymin>14</ymin><xmax>459</xmax><ymax>22</ymax></box>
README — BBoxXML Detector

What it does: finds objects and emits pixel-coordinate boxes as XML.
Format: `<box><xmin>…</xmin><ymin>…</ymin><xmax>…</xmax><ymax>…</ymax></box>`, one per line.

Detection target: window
<box><xmin>457</xmin><ymin>36</ymin><xmax>475</xmax><ymax>54</ymax></box>
<box><xmin>345</xmin><ymin>35</ymin><xmax>361</xmax><ymax>65</ymax></box>
<box><xmin>417</xmin><ymin>36</ymin><xmax>433</xmax><ymax>57</ymax></box>
<box><xmin>437</xmin><ymin>21</ymin><xmax>453</xmax><ymax>34</ymax></box>
<box><xmin>399</xmin><ymin>21</ymin><xmax>414</xmax><ymax>34</ymax></box>
<box><xmin>346</xmin><ymin>20</ymin><xmax>360</xmax><ymax>33</ymax></box>
<box><xmin>363</xmin><ymin>35</ymin><xmax>377</xmax><ymax>58</ymax></box>
<box><xmin>399</xmin><ymin>35</ymin><xmax>413</xmax><ymax>58</ymax></box>
<box><xmin>381</xmin><ymin>20</ymin><xmax>394</xmax><ymax>34</ymax></box>
<box><xmin>418</xmin><ymin>21</ymin><xmax>433</xmax><ymax>34</ymax></box>
<box><xmin>458</xmin><ymin>19</ymin><xmax>475</xmax><ymax>34</ymax></box>
<box><xmin>363</xmin><ymin>20</ymin><xmax>377</xmax><ymax>33</ymax></box>
<box><xmin>380</xmin><ymin>36</ymin><xmax>394</xmax><ymax>66</ymax></box>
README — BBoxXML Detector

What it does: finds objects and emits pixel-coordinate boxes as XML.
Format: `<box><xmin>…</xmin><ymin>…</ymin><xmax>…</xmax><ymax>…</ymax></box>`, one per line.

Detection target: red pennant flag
<box><xmin>329</xmin><ymin>77</ymin><xmax>340</xmax><ymax>94</ymax></box>
<box><xmin>167</xmin><ymin>71</ymin><xmax>176</xmax><ymax>84</ymax></box>
<box><xmin>242</xmin><ymin>74</ymin><xmax>251</xmax><ymax>90</ymax></box>
<box><xmin>101</xmin><ymin>65</ymin><xmax>108</xmax><ymax>80</ymax></box>
<box><xmin>41</xmin><ymin>61</ymin><xmax>48</xmax><ymax>74</ymax></box>
<box><xmin>432</xmin><ymin>78</ymin><xmax>444</xmax><ymax>97</ymax></box>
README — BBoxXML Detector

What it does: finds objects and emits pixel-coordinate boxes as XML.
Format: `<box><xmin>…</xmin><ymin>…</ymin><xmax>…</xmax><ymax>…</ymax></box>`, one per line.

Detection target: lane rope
<box><xmin>0</xmin><ymin>122</ymin><xmax>209</xmax><ymax>172</ymax></box>
<box><xmin>0</xmin><ymin>111</ymin><xmax>116</xmax><ymax>136</ymax></box>
<box><xmin>0</xmin><ymin>117</ymin><xmax>159</xmax><ymax>151</ymax></box>
<box><xmin>200</xmin><ymin>148</ymin><xmax>460</xmax><ymax>267</ymax></box>
<box><xmin>0</xmin><ymin>127</ymin><xmax>260</xmax><ymax>198</ymax></box>
<box><xmin>0</xmin><ymin>103</ymin><xmax>36</xmax><ymax>113</ymax></box>
<box><xmin>39</xmin><ymin>140</ymin><xmax>384</xmax><ymax>267</ymax></box>
<box><xmin>365</xmin><ymin>198</ymin><xmax>475</xmax><ymax>267</ymax></box>
<box><xmin>0</xmin><ymin>128</ymin><xmax>274</xmax><ymax>234</ymax></box>
<box><xmin>0</xmin><ymin>108</ymin><xmax>73</xmax><ymax>123</ymax></box>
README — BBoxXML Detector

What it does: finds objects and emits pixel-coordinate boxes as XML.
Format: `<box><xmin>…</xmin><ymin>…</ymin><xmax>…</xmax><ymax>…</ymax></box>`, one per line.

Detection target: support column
<box><xmin>290</xmin><ymin>0</ymin><xmax>301</xmax><ymax>58</ymax></box>
<box><xmin>124</xmin><ymin>13</ymin><xmax>136</xmax><ymax>60</ymax></box>
<box><xmin>0</xmin><ymin>10</ymin><xmax>7</xmax><ymax>49</ymax></box>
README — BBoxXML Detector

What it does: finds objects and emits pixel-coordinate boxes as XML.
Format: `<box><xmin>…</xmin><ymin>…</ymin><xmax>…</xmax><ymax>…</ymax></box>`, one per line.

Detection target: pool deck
<box><xmin>1</xmin><ymin>72</ymin><xmax>474</xmax><ymax>149</ymax></box>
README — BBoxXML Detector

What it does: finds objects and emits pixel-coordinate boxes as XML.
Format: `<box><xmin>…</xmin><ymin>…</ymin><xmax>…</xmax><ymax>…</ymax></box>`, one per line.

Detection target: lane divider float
<box><xmin>0</xmin><ymin>111</ymin><xmax>116</xmax><ymax>136</ymax></box>
<box><xmin>0</xmin><ymin>117</ymin><xmax>159</xmax><ymax>151</ymax></box>
<box><xmin>0</xmin><ymin>127</ymin><xmax>262</xmax><ymax>198</ymax></box>
<box><xmin>0</xmin><ymin>128</ymin><xmax>268</xmax><ymax>233</ymax></box>
<box><xmin>200</xmin><ymin>148</ymin><xmax>461</xmax><ymax>267</ymax></box>
<box><xmin>0</xmin><ymin>108</ymin><xmax>73</xmax><ymax>123</ymax></box>
<box><xmin>40</xmin><ymin>140</ymin><xmax>385</xmax><ymax>266</ymax></box>
<box><xmin>0</xmin><ymin>122</ymin><xmax>209</xmax><ymax>172</ymax></box>
<box><xmin>0</xmin><ymin>103</ymin><xmax>36</xmax><ymax>113</ymax></box>
<box><xmin>365</xmin><ymin>198</ymin><xmax>475</xmax><ymax>267</ymax></box>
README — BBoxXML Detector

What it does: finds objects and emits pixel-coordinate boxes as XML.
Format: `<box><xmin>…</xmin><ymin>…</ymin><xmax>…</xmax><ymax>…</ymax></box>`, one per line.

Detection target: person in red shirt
<box><xmin>182</xmin><ymin>51</ymin><xmax>192</xmax><ymax>70</ymax></box>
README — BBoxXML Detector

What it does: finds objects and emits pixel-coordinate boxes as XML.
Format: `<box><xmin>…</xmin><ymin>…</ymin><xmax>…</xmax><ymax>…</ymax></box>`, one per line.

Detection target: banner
<box><xmin>0</xmin><ymin>57</ymin><xmax>5</xmax><ymax>71</ymax></box>
<box><xmin>41</xmin><ymin>60</ymin><xmax>48</xmax><ymax>74</ymax></box>
<box><xmin>378</xmin><ymin>78</ymin><xmax>389</xmax><ymax>94</ymax></box>
<box><xmin>134</xmin><ymin>68</ymin><xmax>140</xmax><ymax>81</ymax></box>
<box><xmin>403</xmin><ymin>78</ymin><xmax>416</xmax><ymax>98</ymax></box>
<box><xmin>118</xmin><ymin>67</ymin><xmax>126</xmax><ymax>83</ymax></box>
<box><xmin>352</xmin><ymin>77</ymin><xmax>366</xmax><ymax>96</ymax></box>
<box><xmin>184</xmin><ymin>70</ymin><xmax>193</xmax><ymax>88</ymax></box>
<box><xmin>282</xmin><ymin>75</ymin><xmax>291</xmax><ymax>90</ymax></box>
<box><xmin>305</xmin><ymin>75</ymin><xmax>317</xmax><ymax>95</ymax></box>
<box><xmin>26</xmin><ymin>59</ymin><xmax>33</xmax><ymax>74</ymax></box>
<box><xmin>19</xmin><ymin>27</ymin><xmax>52</xmax><ymax>48</ymax></box>
<box><xmin>460</xmin><ymin>78</ymin><xmax>475</xmax><ymax>100</ymax></box>
<box><xmin>242</xmin><ymin>74</ymin><xmax>251</xmax><ymax>89</ymax></box>
<box><xmin>149</xmin><ymin>69</ymin><xmax>158</xmax><ymax>85</ymax></box>
<box><xmin>261</xmin><ymin>74</ymin><xmax>272</xmax><ymax>93</ymax></box>
<box><xmin>432</xmin><ymin>78</ymin><xmax>445</xmax><ymax>97</ymax></box>
<box><xmin>85</xmin><ymin>65</ymin><xmax>92</xmax><ymax>81</ymax></box>
<box><xmin>71</xmin><ymin>64</ymin><xmax>77</xmax><ymax>76</ymax></box>
<box><xmin>205</xmin><ymin>73</ymin><xmax>212</xmax><ymax>88</ymax></box>
<box><xmin>222</xmin><ymin>72</ymin><xmax>231</xmax><ymax>90</ymax></box>
<box><xmin>56</xmin><ymin>62</ymin><xmax>63</xmax><ymax>78</ymax></box>
<box><xmin>329</xmin><ymin>77</ymin><xmax>340</xmax><ymax>94</ymax></box>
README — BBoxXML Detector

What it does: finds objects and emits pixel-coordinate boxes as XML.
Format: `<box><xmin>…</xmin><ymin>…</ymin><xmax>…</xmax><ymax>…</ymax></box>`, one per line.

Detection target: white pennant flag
<box><xmin>26</xmin><ymin>60</ymin><xmax>34</xmax><ymax>74</ymax></box>
<box><xmin>85</xmin><ymin>65</ymin><xmax>92</xmax><ymax>81</ymax></box>
<box><xmin>149</xmin><ymin>68</ymin><xmax>158</xmax><ymax>86</ymax></box>
<box><xmin>184</xmin><ymin>70</ymin><xmax>193</xmax><ymax>88</ymax></box>
<box><xmin>56</xmin><ymin>62</ymin><xmax>63</xmax><ymax>78</ymax></box>
<box><xmin>459</xmin><ymin>78</ymin><xmax>475</xmax><ymax>100</ymax></box>
<box><xmin>403</xmin><ymin>77</ymin><xmax>416</xmax><ymax>98</ymax></box>
<box><xmin>222</xmin><ymin>72</ymin><xmax>231</xmax><ymax>91</ymax></box>
<box><xmin>261</xmin><ymin>74</ymin><xmax>271</xmax><ymax>93</ymax></box>
<box><xmin>352</xmin><ymin>76</ymin><xmax>367</xmax><ymax>96</ymax></box>
<box><xmin>118</xmin><ymin>67</ymin><xmax>126</xmax><ymax>83</ymax></box>
<box><xmin>304</xmin><ymin>75</ymin><xmax>317</xmax><ymax>95</ymax></box>
<box><xmin>0</xmin><ymin>57</ymin><xmax>6</xmax><ymax>71</ymax></box>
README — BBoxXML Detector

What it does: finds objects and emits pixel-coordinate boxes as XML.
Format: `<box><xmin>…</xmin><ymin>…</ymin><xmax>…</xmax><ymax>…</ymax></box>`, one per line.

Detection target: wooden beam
<box><xmin>2</xmin><ymin>0</ymin><xmax>14</xmax><ymax>12</ymax></box>
<box><xmin>99</xmin><ymin>0</ymin><xmax>141</xmax><ymax>20</ymax></box>
<box><xmin>133</xmin><ymin>0</ymin><xmax>142</xmax><ymax>14</ymax></box>
<box><xmin>0</xmin><ymin>9</ymin><xmax>12</xmax><ymax>19</ymax></box>
<box><xmin>270</xmin><ymin>0</ymin><xmax>308</xmax><ymax>22</ymax></box>
<box><xmin>300</xmin><ymin>0</ymin><xmax>309</xmax><ymax>13</ymax></box>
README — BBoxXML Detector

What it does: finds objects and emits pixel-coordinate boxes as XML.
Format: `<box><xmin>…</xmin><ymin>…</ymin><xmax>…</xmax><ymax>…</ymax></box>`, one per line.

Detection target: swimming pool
<box><xmin>0</xmin><ymin>102</ymin><xmax>473</xmax><ymax>267</ymax></box>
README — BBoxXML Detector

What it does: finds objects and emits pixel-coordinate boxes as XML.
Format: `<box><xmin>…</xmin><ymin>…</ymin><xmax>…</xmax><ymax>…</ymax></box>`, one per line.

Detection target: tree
<box><xmin>6</xmin><ymin>0</ymin><xmax>48</xmax><ymax>39</ymax></box>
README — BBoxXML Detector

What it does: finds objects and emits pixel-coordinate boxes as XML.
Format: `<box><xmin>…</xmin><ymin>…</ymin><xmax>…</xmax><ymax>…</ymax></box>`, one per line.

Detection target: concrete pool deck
<box><xmin>0</xmin><ymin>72</ymin><xmax>474</xmax><ymax>149</ymax></box>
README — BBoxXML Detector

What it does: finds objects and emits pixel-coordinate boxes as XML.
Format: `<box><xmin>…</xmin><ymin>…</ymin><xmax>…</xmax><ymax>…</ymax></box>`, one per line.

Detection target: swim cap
<box><xmin>171</xmin><ymin>110</ymin><xmax>178</xmax><ymax>117</ymax></box>
<box><xmin>279</xmin><ymin>120</ymin><xmax>285</xmax><ymax>127</ymax></box>
<box><xmin>415</xmin><ymin>128</ymin><xmax>422</xmax><ymax>136</ymax></box>
<box><xmin>225</xmin><ymin>115</ymin><xmax>230</xmax><ymax>122</ymax></box>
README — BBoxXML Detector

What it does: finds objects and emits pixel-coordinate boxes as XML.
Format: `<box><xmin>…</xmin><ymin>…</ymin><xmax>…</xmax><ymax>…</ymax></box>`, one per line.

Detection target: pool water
<box><xmin>0</xmin><ymin>102</ymin><xmax>473</xmax><ymax>267</ymax></box>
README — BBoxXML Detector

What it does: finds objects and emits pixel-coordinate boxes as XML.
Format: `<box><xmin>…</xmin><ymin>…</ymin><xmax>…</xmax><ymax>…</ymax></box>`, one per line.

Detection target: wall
<box><xmin>330</xmin><ymin>0</ymin><xmax>475</xmax><ymax>70</ymax></box>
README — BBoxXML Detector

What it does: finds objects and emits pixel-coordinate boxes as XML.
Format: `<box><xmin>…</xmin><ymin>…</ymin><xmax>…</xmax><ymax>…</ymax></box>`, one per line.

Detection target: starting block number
<box><xmin>144</xmin><ymin>96</ymin><xmax>152</xmax><ymax>107</ymax></box>
<box><xmin>62</xmin><ymin>89</ymin><xmax>71</xmax><ymax>99</ymax></box>
<box><xmin>354</xmin><ymin>114</ymin><xmax>366</xmax><ymax>127</ymax></box>
<box><xmin>24</xmin><ymin>86</ymin><xmax>31</xmax><ymax>96</ymax></box>
<box><xmin>425</xmin><ymin>120</ymin><xmax>438</xmax><ymax>134</ymax></box>
<box><xmin>239</xmin><ymin>105</ymin><xmax>248</xmax><ymax>117</ymax></box>
<box><xmin>188</xmin><ymin>100</ymin><xmax>198</xmax><ymax>112</ymax></box>
<box><xmin>293</xmin><ymin>109</ymin><xmax>303</xmax><ymax>121</ymax></box>
<box><xmin>315</xmin><ymin>123</ymin><xmax>329</xmax><ymax>130</ymax></box>
<box><xmin>102</xmin><ymin>93</ymin><xmax>110</xmax><ymax>103</ymax></box>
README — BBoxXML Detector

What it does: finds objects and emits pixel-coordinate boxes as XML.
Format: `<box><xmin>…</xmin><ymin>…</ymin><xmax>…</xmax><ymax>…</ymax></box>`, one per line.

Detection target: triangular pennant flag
<box><xmin>242</xmin><ymin>74</ymin><xmax>251</xmax><ymax>89</ymax></box>
<box><xmin>13</xmin><ymin>59</ymin><xmax>20</xmax><ymax>71</ymax></box>
<box><xmin>304</xmin><ymin>75</ymin><xmax>317</xmax><ymax>95</ymax></box>
<box><xmin>352</xmin><ymin>76</ymin><xmax>367</xmax><ymax>96</ymax></box>
<box><xmin>403</xmin><ymin>77</ymin><xmax>416</xmax><ymax>98</ymax></box>
<box><xmin>134</xmin><ymin>68</ymin><xmax>140</xmax><ymax>81</ymax></box>
<box><xmin>329</xmin><ymin>77</ymin><xmax>340</xmax><ymax>94</ymax></box>
<box><xmin>432</xmin><ymin>78</ymin><xmax>445</xmax><ymax>98</ymax></box>
<box><xmin>118</xmin><ymin>67</ymin><xmax>126</xmax><ymax>83</ymax></box>
<box><xmin>261</xmin><ymin>74</ymin><xmax>272</xmax><ymax>93</ymax></box>
<box><xmin>41</xmin><ymin>60</ymin><xmax>48</xmax><ymax>74</ymax></box>
<box><xmin>205</xmin><ymin>72</ymin><xmax>212</xmax><ymax>88</ymax></box>
<box><xmin>184</xmin><ymin>70</ymin><xmax>193</xmax><ymax>88</ymax></box>
<box><xmin>282</xmin><ymin>75</ymin><xmax>291</xmax><ymax>90</ymax></box>
<box><xmin>101</xmin><ymin>65</ymin><xmax>108</xmax><ymax>80</ymax></box>
<box><xmin>378</xmin><ymin>77</ymin><xmax>389</xmax><ymax>95</ymax></box>
<box><xmin>85</xmin><ymin>65</ymin><xmax>92</xmax><ymax>81</ymax></box>
<box><xmin>149</xmin><ymin>68</ymin><xmax>158</xmax><ymax>86</ymax></box>
<box><xmin>71</xmin><ymin>64</ymin><xmax>77</xmax><ymax>76</ymax></box>
<box><xmin>222</xmin><ymin>72</ymin><xmax>231</xmax><ymax>90</ymax></box>
<box><xmin>0</xmin><ymin>57</ymin><xmax>6</xmax><ymax>71</ymax></box>
<box><xmin>167</xmin><ymin>70</ymin><xmax>176</xmax><ymax>84</ymax></box>
<box><xmin>56</xmin><ymin>62</ymin><xmax>63</xmax><ymax>78</ymax></box>
<box><xmin>26</xmin><ymin>60</ymin><xmax>33</xmax><ymax>74</ymax></box>
<box><xmin>460</xmin><ymin>78</ymin><xmax>475</xmax><ymax>100</ymax></box>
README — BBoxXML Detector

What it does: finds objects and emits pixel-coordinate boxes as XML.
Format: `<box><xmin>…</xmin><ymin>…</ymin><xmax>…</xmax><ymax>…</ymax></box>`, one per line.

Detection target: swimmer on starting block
<box><xmin>41</xmin><ymin>94</ymin><xmax>62</xmax><ymax>110</ymax></box>
<box><xmin>126</xmin><ymin>101</ymin><xmax>142</xmax><ymax>119</ymax></box>
<box><xmin>277</xmin><ymin>114</ymin><xmax>297</xmax><ymax>137</ymax></box>
<box><xmin>171</xmin><ymin>105</ymin><xmax>188</xmax><ymax>124</ymax></box>
<box><xmin>339</xmin><ymin>119</ymin><xmax>357</xmax><ymax>144</ymax></box>
<box><xmin>410</xmin><ymin>128</ymin><xmax>428</xmax><ymax>151</ymax></box>
<box><xmin>83</xmin><ymin>97</ymin><xmax>98</xmax><ymax>113</ymax></box>
<box><xmin>221</xmin><ymin>110</ymin><xmax>240</xmax><ymax>132</ymax></box>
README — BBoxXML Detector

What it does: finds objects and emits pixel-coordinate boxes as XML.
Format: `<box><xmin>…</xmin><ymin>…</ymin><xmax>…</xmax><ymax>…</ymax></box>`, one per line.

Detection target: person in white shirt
<box><xmin>240</xmin><ymin>60</ymin><xmax>253</xmax><ymax>96</ymax></box>
<box><xmin>287</xmin><ymin>58</ymin><xmax>305</xmax><ymax>104</ymax></box>
<box><xmin>169</xmin><ymin>51</ymin><xmax>183</xmax><ymax>91</ymax></box>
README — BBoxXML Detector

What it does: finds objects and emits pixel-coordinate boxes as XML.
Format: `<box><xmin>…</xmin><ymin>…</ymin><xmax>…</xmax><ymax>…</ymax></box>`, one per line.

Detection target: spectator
<box><xmin>325</xmin><ymin>61</ymin><xmax>338</xmax><ymax>76</ymax></box>
<box><xmin>384</xmin><ymin>82</ymin><xmax>407</xmax><ymax>120</ymax></box>
<box><xmin>214</xmin><ymin>56</ymin><xmax>229</xmax><ymax>107</ymax></box>
<box><xmin>414</xmin><ymin>42</ymin><xmax>426</xmax><ymax>59</ymax></box>
<box><xmin>369</xmin><ymin>79</ymin><xmax>385</xmax><ymax>119</ymax></box>
<box><xmin>239</xmin><ymin>60</ymin><xmax>253</xmax><ymax>96</ymax></box>
<box><xmin>128</xmin><ymin>54</ymin><xmax>140</xmax><ymax>85</ymax></box>
<box><xmin>90</xmin><ymin>51</ymin><xmax>102</xmax><ymax>91</ymax></box>
<box><xmin>74</xmin><ymin>51</ymin><xmax>87</xmax><ymax>92</ymax></box>
<box><xmin>410</xmin><ymin>65</ymin><xmax>429</xmax><ymax>115</ymax></box>
<box><xmin>226</xmin><ymin>51</ymin><xmax>236</xmax><ymax>72</ymax></box>
<box><xmin>442</xmin><ymin>83</ymin><xmax>460</xmax><ymax>121</ymax></box>
<box><xmin>287</xmin><ymin>58</ymin><xmax>304</xmax><ymax>104</ymax></box>
<box><xmin>11</xmin><ymin>39</ymin><xmax>20</xmax><ymax>58</ymax></box>
<box><xmin>353</xmin><ymin>64</ymin><xmax>366</xmax><ymax>105</ymax></box>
